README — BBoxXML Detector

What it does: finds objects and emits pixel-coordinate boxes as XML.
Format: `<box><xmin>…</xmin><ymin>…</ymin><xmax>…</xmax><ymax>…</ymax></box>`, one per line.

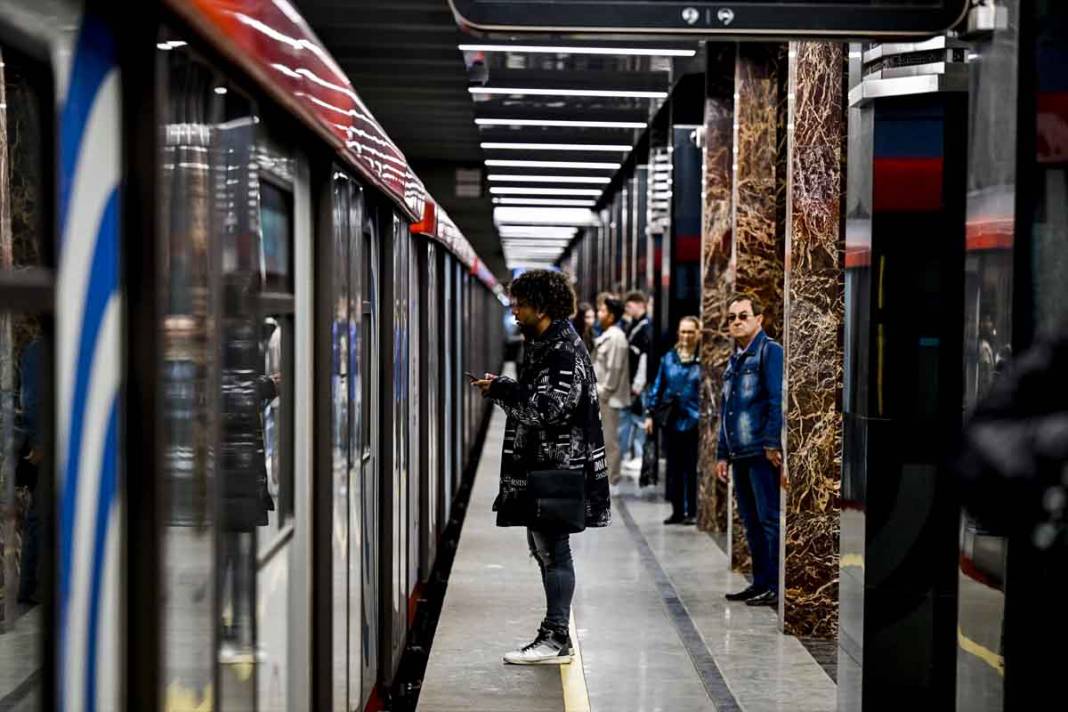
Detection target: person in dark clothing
<box><xmin>621</xmin><ymin>291</ymin><xmax>652</xmax><ymax>469</ymax></box>
<box><xmin>472</xmin><ymin>269</ymin><xmax>610</xmax><ymax>665</ymax></box>
<box><xmin>571</xmin><ymin>301</ymin><xmax>596</xmax><ymax>355</ymax></box>
<box><xmin>17</xmin><ymin>336</ymin><xmax>43</xmax><ymax>604</ymax></box>
<box><xmin>644</xmin><ymin>316</ymin><xmax>702</xmax><ymax>524</ymax></box>
<box><xmin>716</xmin><ymin>294</ymin><xmax>784</xmax><ymax>608</ymax></box>
<box><xmin>954</xmin><ymin>334</ymin><xmax>1067</xmax><ymax>706</ymax></box>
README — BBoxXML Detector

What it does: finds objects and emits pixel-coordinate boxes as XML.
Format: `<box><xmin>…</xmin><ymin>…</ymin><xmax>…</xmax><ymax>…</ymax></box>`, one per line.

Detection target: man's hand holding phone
<box><xmin>467</xmin><ymin>371</ymin><xmax>497</xmax><ymax>396</ymax></box>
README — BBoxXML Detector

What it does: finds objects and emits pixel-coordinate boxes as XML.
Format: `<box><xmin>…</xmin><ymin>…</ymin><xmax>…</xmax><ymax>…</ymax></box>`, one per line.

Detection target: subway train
<box><xmin>0</xmin><ymin>1</ymin><xmax>505</xmax><ymax>709</ymax></box>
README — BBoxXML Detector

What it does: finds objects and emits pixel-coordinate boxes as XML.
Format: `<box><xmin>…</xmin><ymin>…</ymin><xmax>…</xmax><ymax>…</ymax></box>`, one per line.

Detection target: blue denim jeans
<box><xmin>732</xmin><ymin>456</ymin><xmax>781</xmax><ymax>592</ymax></box>
<box><xmin>617</xmin><ymin>408</ymin><xmax>646</xmax><ymax>461</ymax></box>
<box><xmin>527</xmin><ymin>528</ymin><xmax>574</xmax><ymax>637</ymax></box>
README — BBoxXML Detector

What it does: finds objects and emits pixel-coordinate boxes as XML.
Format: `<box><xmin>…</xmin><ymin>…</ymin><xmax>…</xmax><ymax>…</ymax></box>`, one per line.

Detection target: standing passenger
<box><xmin>621</xmin><ymin>291</ymin><xmax>652</xmax><ymax>470</ymax></box>
<box><xmin>592</xmin><ymin>297</ymin><xmax>630</xmax><ymax>493</ymax></box>
<box><xmin>716</xmin><ymin>293</ymin><xmax>784</xmax><ymax>608</ymax></box>
<box><xmin>471</xmin><ymin>270</ymin><xmax>610</xmax><ymax>665</ymax></box>
<box><xmin>571</xmin><ymin>301</ymin><xmax>596</xmax><ymax>355</ymax></box>
<box><xmin>644</xmin><ymin>317</ymin><xmax>702</xmax><ymax>524</ymax></box>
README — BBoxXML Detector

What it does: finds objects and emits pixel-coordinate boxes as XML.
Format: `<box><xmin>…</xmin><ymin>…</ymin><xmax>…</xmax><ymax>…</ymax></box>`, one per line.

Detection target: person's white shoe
<box><xmin>503</xmin><ymin>631</ymin><xmax>573</xmax><ymax>665</ymax></box>
<box><xmin>622</xmin><ymin>457</ymin><xmax>642</xmax><ymax>471</ymax></box>
<box><xmin>609</xmin><ymin>483</ymin><xmax>621</xmax><ymax>497</ymax></box>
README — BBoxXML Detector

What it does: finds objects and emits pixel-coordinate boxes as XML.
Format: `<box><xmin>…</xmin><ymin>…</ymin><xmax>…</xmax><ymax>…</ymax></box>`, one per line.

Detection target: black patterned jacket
<box><xmin>487</xmin><ymin>319</ymin><xmax>611</xmax><ymax>529</ymax></box>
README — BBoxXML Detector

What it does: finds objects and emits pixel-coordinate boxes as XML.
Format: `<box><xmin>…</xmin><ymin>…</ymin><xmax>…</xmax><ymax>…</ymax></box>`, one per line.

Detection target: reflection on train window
<box><xmin>260</xmin><ymin>181</ymin><xmax>293</xmax><ymax>292</ymax></box>
<box><xmin>1</xmin><ymin>42</ymin><xmax>50</xmax><ymax>711</ymax></box>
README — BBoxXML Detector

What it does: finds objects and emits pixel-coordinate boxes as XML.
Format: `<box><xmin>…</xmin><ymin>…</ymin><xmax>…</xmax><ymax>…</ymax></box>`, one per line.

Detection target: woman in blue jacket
<box><xmin>644</xmin><ymin>316</ymin><xmax>702</xmax><ymax>524</ymax></box>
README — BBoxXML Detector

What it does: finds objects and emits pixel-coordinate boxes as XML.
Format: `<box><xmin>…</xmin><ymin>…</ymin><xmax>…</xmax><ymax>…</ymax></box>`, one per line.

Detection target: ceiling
<box><xmin>297</xmin><ymin>0</ymin><xmax>700</xmax><ymax>275</ymax></box>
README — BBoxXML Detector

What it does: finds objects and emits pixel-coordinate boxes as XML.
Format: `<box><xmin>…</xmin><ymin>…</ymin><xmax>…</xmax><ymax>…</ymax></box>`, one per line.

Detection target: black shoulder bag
<box><xmin>528</xmin><ymin>469</ymin><xmax>587</xmax><ymax>533</ymax></box>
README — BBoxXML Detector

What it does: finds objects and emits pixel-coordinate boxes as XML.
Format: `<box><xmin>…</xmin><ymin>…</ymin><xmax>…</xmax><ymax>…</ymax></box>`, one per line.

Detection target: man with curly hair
<box><xmin>472</xmin><ymin>269</ymin><xmax>610</xmax><ymax>665</ymax></box>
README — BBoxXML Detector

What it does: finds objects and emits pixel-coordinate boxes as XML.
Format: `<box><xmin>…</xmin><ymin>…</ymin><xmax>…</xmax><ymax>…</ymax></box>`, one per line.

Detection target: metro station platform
<box><xmin>418</xmin><ymin>404</ymin><xmax>838</xmax><ymax>712</ymax></box>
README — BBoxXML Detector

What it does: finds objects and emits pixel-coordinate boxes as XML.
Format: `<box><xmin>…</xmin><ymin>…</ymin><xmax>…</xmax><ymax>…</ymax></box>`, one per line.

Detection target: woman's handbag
<box><xmin>651</xmin><ymin>396</ymin><xmax>678</xmax><ymax>430</ymax></box>
<box><xmin>527</xmin><ymin>468</ymin><xmax>587</xmax><ymax>533</ymax></box>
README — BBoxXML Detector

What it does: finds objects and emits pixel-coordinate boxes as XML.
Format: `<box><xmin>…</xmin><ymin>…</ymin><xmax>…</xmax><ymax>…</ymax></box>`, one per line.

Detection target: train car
<box><xmin>0</xmin><ymin>1</ymin><xmax>506</xmax><ymax>710</ymax></box>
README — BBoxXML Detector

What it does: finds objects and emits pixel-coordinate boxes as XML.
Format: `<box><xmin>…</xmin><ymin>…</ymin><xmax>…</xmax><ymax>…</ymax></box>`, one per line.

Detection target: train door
<box><xmin>323</xmin><ymin>171</ymin><xmax>364</xmax><ymax>711</ymax></box>
<box><xmin>407</xmin><ymin>237</ymin><xmax>422</xmax><ymax>606</ymax></box>
<box><xmin>359</xmin><ymin>207</ymin><xmax>380</xmax><ymax>707</ymax></box>
<box><xmin>419</xmin><ymin>241</ymin><xmax>439</xmax><ymax>581</ymax></box>
<box><xmin>441</xmin><ymin>257</ymin><xmax>454</xmax><ymax>522</ymax></box>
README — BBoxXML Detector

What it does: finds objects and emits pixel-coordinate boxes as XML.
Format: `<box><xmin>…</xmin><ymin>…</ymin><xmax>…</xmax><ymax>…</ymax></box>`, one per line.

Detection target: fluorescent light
<box><xmin>459</xmin><ymin>44</ymin><xmax>696</xmax><ymax>57</ymax></box>
<box><xmin>500</xmin><ymin>226</ymin><xmax>578</xmax><ymax>237</ymax></box>
<box><xmin>482</xmin><ymin>142</ymin><xmax>631</xmax><ymax>152</ymax></box>
<box><xmin>493</xmin><ymin>198</ymin><xmax>596</xmax><ymax>207</ymax></box>
<box><xmin>469</xmin><ymin>87</ymin><xmax>667</xmax><ymax>99</ymax></box>
<box><xmin>476</xmin><ymin>118</ymin><xmax>645</xmax><ymax>129</ymax></box>
<box><xmin>494</xmin><ymin>207</ymin><xmax>598</xmax><ymax>225</ymax></box>
<box><xmin>488</xmin><ymin>174</ymin><xmax>610</xmax><ymax>184</ymax></box>
<box><xmin>501</xmin><ymin>238</ymin><xmax>574</xmax><ymax>244</ymax></box>
<box><xmin>490</xmin><ymin>187</ymin><xmax>602</xmax><ymax>196</ymax></box>
<box><xmin>485</xmin><ymin>159</ymin><xmax>620</xmax><ymax>170</ymax></box>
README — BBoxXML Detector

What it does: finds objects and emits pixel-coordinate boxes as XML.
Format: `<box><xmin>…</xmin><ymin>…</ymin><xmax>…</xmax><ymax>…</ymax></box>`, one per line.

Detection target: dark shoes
<box><xmin>681</xmin><ymin>516</ymin><xmax>697</xmax><ymax>526</ymax></box>
<box><xmin>725</xmin><ymin>584</ymin><xmax>763</xmax><ymax>602</ymax></box>
<box><xmin>663</xmin><ymin>515</ymin><xmax>685</xmax><ymax>525</ymax></box>
<box><xmin>745</xmin><ymin>589</ymin><xmax>778</xmax><ymax>607</ymax></box>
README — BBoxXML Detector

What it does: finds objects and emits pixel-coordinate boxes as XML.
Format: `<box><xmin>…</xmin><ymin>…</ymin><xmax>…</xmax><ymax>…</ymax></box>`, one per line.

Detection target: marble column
<box><xmin>781</xmin><ymin>42</ymin><xmax>846</xmax><ymax>639</ymax></box>
<box><xmin>697</xmin><ymin>45</ymin><xmax>735</xmax><ymax>535</ymax></box>
<box><xmin>728</xmin><ymin>43</ymin><xmax>788</xmax><ymax>573</ymax></box>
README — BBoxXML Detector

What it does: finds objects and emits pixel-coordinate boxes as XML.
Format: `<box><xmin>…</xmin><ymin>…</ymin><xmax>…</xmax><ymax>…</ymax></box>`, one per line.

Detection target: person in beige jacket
<box><xmin>592</xmin><ymin>296</ymin><xmax>631</xmax><ymax>490</ymax></box>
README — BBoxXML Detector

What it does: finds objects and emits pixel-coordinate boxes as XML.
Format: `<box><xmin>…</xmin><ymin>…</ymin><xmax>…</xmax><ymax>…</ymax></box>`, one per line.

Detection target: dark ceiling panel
<box><xmin>296</xmin><ymin>0</ymin><xmax>507</xmax><ymax>278</ymax></box>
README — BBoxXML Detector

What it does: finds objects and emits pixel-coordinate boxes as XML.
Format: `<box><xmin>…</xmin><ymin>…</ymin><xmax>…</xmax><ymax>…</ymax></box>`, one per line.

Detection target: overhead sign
<box><xmin>449</xmin><ymin>1</ymin><xmax>970</xmax><ymax>38</ymax></box>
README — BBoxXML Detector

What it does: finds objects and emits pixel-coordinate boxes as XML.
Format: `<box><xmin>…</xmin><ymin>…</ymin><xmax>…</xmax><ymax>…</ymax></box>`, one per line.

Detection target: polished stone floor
<box><xmin>420</xmin><ymin>404</ymin><xmax>837</xmax><ymax>711</ymax></box>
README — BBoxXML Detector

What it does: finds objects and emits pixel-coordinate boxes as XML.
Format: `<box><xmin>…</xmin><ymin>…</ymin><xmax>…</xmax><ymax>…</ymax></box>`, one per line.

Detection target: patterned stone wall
<box><xmin>729</xmin><ymin>43</ymin><xmax>788</xmax><ymax>572</ymax></box>
<box><xmin>697</xmin><ymin>46</ymin><xmax>736</xmax><ymax>535</ymax></box>
<box><xmin>781</xmin><ymin>42</ymin><xmax>846</xmax><ymax>638</ymax></box>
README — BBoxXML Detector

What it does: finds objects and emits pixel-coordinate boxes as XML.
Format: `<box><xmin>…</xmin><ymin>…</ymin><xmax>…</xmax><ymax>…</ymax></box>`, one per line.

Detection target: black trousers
<box><xmin>664</xmin><ymin>427</ymin><xmax>699</xmax><ymax>519</ymax></box>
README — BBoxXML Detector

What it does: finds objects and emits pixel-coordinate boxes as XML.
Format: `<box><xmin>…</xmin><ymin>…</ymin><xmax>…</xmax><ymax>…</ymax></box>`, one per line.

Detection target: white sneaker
<box><xmin>622</xmin><ymin>457</ymin><xmax>642</xmax><ymax>471</ymax></box>
<box><xmin>609</xmin><ymin>483</ymin><xmax>621</xmax><ymax>497</ymax></box>
<box><xmin>503</xmin><ymin>631</ymin><xmax>573</xmax><ymax>665</ymax></box>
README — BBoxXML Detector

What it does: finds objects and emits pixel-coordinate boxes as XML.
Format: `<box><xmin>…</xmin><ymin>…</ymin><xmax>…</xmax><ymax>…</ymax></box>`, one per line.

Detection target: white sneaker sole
<box><xmin>503</xmin><ymin>654</ymin><xmax>573</xmax><ymax>666</ymax></box>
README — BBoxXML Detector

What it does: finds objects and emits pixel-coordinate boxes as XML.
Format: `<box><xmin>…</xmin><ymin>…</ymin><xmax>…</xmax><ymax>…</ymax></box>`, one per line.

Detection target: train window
<box><xmin>0</xmin><ymin>41</ymin><xmax>52</xmax><ymax>711</ymax></box>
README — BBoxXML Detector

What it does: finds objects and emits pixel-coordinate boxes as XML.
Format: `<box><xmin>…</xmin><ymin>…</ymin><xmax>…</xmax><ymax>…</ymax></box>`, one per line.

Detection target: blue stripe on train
<box><xmin>59</xmin><ymin>13</ymin><xmax>116</xmax><ymax>233</ymax></box>
<box><xmin>59</xmin><ymin>187</ymin><xmax>120</xmax><ymax>613</ymax></box>
<box><xmin>85</xmin><ymin>399</ymin><xmax>120</xmax><ymax>712</ymax></box>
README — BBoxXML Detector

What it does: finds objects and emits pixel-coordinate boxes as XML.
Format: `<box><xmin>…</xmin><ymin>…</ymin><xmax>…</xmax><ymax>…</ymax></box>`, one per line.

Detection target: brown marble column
<box><xmin>728</xmin><ymin>43</ymin><xmax>788</xmax><ymax>573</ymax></box>
<box><xmin>697</xmin><ymin>45</ymin><xmax>735</xmax><ymax>535</ymax></box>
<box><xmin>781</xmin><ymin>41</ymin><xmax>846</xmax><ymax>638</ymax></box>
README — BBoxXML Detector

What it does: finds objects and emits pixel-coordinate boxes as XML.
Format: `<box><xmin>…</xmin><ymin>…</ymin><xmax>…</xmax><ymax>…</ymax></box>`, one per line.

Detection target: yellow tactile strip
<box><xmin>560</xmin><ymin>610</ymin><xmax>591</xmax><ymax>712</ymax></box>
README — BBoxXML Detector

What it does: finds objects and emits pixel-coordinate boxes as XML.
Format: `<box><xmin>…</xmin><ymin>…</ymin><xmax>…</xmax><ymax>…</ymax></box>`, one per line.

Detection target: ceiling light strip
<box><xmin>490</xmin><ymin>187</ymin><xmax>603</xmax><ymax>196</ymax></box>
<box><xmin>493</xmin><ymin>198</ymin><xmax>597</xmax><ymax>207</ymax></box>
<box><xmin>485</xmin><ymin>159</ymin><xmax>620</xmax><ymax>170</ymax></box>
<box><xmin>481</xmin><ymin>142</ymin><xmax>631</xmax><ymax>152</ymax></box>
<box><xmin>488</xmin><ymin>174</ymin><xmax>610</xmax><ymax>184</ymax></box>
<box><xmin>459</xmin><ymin>44</ymin><xmax>696</xmax><ymax>57</ymax></box>
<box><xmin>476</xmin><ymin>118</ymin><xmax>645</xmax><ymax>129</ymax></box>
<box><xmin>469</xmin><ymin>87</ymin><xmax>667</xmax><ymax>99</ymax></box>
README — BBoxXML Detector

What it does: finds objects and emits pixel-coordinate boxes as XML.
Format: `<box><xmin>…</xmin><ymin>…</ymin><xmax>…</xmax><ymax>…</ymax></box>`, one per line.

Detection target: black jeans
<box><xmin>665</xmin><ymin>427</ymin><xmax>699</xmax><ymax>519</ymax></box>
<box><xmin>527</xmin><ymin>528</ymin><xmax>574</xmax><ymax>637</ymax></box>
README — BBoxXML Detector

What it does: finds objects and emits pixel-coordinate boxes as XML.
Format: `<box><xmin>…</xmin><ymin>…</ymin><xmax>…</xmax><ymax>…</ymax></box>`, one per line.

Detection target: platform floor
<box><xmin>419</xmin><ymin>403</ymin><xmax>837</xmax><ymax>712</ymax></box>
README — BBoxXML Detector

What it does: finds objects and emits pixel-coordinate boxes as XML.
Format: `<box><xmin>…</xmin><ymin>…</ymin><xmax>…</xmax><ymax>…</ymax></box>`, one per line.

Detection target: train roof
<box><xmin>168</xmin><ymin>0</ymin><xmax>501</xmax><ymax>293</ymax></box>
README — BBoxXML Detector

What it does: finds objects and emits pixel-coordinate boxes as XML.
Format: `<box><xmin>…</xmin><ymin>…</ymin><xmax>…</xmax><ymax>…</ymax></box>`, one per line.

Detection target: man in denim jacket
<box><xmin>715</xmin><ymin>293</ymin><xmax>784</xmax><ymax>607</ymax></box>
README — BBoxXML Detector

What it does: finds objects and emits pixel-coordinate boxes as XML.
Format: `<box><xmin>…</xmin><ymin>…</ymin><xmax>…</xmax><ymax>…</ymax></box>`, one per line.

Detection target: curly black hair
<box><xmin>508</xmin><ymin>269</ymin><xmax>577</xmax><ymax>321</ymax></box>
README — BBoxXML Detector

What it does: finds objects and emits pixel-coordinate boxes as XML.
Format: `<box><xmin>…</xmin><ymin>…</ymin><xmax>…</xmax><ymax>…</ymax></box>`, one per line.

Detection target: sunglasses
<box><xmin>726</xmin><ymin>312</ymin><xmax>751</xmax><ymax>323</ymax></box>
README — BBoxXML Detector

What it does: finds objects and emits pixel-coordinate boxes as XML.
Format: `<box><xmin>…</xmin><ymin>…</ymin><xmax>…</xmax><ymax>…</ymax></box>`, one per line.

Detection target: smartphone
<box><xmin>464</xmin><ymin>371</ymin><xmax>480</xmax><ymax>382</ymax></box>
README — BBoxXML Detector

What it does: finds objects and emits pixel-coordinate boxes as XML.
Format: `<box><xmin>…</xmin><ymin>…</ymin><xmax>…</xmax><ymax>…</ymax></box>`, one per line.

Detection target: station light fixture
<box><xmin>499</xmin><ymin>226</ymin><xmax>578</xmax><ymax>237</ymax></box>
<box><xmin>459</xmin><ymin>44</ymin><xmax>697</xmax><ymax>57</ymax></box>
<box><xmin>494</xmin><ymin>207</ymin><xmax>598</xmax><ymax>226</ymax></box>
<box><xmin>469</xmin><ymin>87</ymin><xmax>668</xmax><ymax>99</ymax></box>
<box><xmin>487</xmin><ymin>174</ymin><xmax>611</xmax><ymax>184</ymax></box>
<box><xmin>481</xmin><ymin>142</ymin><xmax>631</xmax><ymax>152</ymax></box>
<box><xmin>485</xmin><ymin>159</ymin><xmax>620</xmax><ymax>170</ymax></box>
<box><xmin>492</xmin><ymin>197</ymin><xmax>597</xmax><ymax>207</ymax></box>
<box><xmin>489</xmin><ymin>187</ymin><xmax>603</xmax><ymax>196</ymax></box>
<box><xmin>475</xmin><ymin>118</ymin><xmax>646</xmax><ymax>129</ymax></box>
